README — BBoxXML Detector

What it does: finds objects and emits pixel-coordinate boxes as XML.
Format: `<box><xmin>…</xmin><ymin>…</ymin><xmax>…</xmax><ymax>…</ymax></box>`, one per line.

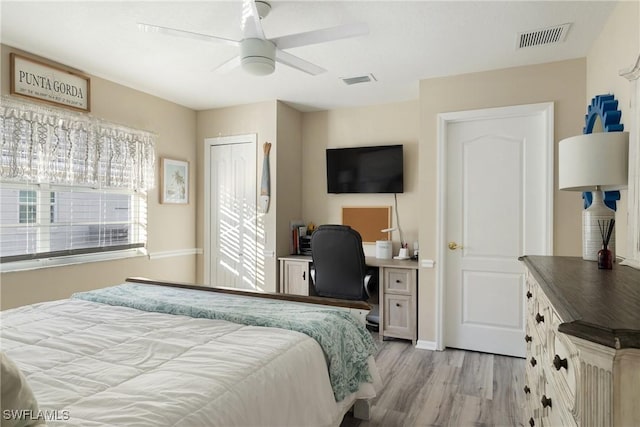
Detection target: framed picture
<box><xmin>161</xmin><ymin>158</ymin><xmax>189</xmax><ymax>204</ymax></box>
<box><xmin>10</xmin><ymin>53</ymin><xmax>91</xmax><ymax>112</ymax></box>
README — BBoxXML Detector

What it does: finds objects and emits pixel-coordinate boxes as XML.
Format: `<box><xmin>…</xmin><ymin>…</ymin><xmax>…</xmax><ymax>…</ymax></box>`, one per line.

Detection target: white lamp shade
<box><xmin>558</xmin><ymin>132</ymin><xmax>629</xmax><ymax>191</ymax></box>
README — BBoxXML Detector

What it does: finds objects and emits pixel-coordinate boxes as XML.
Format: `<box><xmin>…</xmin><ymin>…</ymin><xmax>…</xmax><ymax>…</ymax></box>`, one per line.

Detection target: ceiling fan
<box><xmin>139</xmin><ymin>0</ymin><xmax>369</xmax><ymax>76</ymax></box>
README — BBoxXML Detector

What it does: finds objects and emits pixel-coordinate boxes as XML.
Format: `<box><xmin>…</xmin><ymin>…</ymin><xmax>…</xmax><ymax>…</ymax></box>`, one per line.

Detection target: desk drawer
<box><xmin>384</xmin><ymin>268</ymin><xmax>414</xmax><ymax>294</ymax></box>
<box><xmin>383</xmin><ymin>293</ymin><xmax>414</xmax><ymax>339</ymax></box>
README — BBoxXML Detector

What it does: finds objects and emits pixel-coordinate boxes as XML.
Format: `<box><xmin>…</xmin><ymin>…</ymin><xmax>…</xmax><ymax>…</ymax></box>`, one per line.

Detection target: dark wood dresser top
<box><xmin>521</xmin><ymin>256</ymin><xmax>640</xmax><ymax>349</ymax></box>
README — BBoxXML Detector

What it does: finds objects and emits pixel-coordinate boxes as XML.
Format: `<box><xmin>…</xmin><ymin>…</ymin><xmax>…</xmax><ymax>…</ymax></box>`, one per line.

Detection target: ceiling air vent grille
<box><xmin>517</xmin><ymin>23</ymin><xmax>571</xmax><ymax>49</ymax></box>
<box><xmin>341</xmin><ymin>74</ymin><xmax>377</xmax><ymax>86</ymax></box>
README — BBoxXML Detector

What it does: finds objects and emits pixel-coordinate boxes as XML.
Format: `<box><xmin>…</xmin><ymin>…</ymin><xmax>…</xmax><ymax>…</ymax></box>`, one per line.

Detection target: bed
<box><xmin>0</xmin><ymin>279</ymin><xmax>381</xmax><ymax>426</ymax></box>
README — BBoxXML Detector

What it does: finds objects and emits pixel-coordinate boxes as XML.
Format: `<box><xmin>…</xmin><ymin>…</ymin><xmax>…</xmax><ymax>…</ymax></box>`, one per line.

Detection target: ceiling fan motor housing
<box><xmin>241</xmin><ymin>38</ymin><xmax>276</xmax><ymax>75</ymax></box>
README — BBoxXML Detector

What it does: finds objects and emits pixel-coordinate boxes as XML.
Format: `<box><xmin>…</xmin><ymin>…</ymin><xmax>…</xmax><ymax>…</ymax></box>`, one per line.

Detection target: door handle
<box><xmin>448</xmin><ymin>241</ymin><xmax>463</xmax><ymax>250</ymax></box>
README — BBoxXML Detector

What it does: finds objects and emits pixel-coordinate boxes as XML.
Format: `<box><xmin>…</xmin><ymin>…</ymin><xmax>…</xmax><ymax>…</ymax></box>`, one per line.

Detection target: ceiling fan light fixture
<box><xmin>241</xmin><ymin>38</ymin><xmax>276</xmax><ymax>75</ymax></box>
<box><xmin>242</xmin><ymin>57</ymin><xmax>275</xmax><ymax>75</ymax></box>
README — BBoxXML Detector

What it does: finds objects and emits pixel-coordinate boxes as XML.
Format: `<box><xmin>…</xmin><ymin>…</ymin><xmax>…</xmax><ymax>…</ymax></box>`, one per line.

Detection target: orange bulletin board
<box><xmin>342</xmin><ymin>206</ymin><xmax>391</xmax><ymax>243</ymax></box>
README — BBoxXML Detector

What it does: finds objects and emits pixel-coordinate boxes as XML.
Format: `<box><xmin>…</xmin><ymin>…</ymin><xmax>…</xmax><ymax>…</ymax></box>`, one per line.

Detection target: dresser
<box><xmin>521</xmin><ymin>256</ymin><xmax>640</xmax><ymax>427</ymax></box>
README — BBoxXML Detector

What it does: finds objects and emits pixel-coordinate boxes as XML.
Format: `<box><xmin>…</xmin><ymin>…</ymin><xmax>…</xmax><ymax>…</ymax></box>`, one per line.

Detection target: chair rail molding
<box><xmin>620</xmin><ymin>54</ymin><xmax>640</xmax><ymax>269</ymax></box>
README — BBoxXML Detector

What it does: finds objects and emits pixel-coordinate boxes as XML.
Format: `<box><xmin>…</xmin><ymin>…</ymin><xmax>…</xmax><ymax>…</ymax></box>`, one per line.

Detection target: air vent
<box><xmin>341</xmin><ymin>74</ymin><xmax>377</xmax><ymax>86</ymax></box>
<box><xmin>517</xmin><ymin>23</ymin><xmax>571</xmax><ymax>49</ymax></box>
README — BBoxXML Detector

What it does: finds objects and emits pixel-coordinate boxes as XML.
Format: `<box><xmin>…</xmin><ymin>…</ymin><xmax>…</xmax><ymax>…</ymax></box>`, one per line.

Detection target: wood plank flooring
<box><xmin>341</xmin><ymin>337</ymin><xmax>526</xmax><ymax>427</ymax></box>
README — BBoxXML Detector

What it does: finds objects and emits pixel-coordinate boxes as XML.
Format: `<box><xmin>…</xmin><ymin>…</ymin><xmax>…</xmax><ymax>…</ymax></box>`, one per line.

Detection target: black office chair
<box><xmin>310</xmin><ymin>225</ymin><xmax>379</xmax><ymax>328</ymax></box>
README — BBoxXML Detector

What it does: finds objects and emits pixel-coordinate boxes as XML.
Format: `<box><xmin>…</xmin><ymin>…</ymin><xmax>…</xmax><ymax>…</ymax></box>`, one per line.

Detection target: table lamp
<box><xmin>558</xmin><ymin>132</ymin><xmax>629</xmax><ymax>261</ymax></box>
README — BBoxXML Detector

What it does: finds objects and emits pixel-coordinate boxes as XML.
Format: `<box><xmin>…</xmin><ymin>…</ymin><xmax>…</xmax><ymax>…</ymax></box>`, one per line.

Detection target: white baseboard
<box><xmin>415</xmin><ymin>340</ymin><xmax>437</xmax><ymax>351</ymax></box>
<box><xmin>148</xmin><ymin>248</ymin><xmax>202</xmax><ymax>260</ymax></box>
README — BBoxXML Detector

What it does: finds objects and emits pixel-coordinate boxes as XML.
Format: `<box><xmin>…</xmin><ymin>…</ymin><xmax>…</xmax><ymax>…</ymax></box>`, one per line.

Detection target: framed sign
<box><xmin>161</xmin><ymin>158</ymin><xmax>189</xmax><ymax>204</ymax></box>
<box><xmin>10</xmin><ymin>53</ymin><xmax>91</xmax><ymax>112</ymax></box>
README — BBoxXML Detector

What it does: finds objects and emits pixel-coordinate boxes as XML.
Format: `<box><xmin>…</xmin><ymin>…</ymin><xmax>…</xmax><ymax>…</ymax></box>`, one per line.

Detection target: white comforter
<box><xmin>1</xmin><ymin>299</ymin><xmax>379</xmax><ymax>426</ymax></box>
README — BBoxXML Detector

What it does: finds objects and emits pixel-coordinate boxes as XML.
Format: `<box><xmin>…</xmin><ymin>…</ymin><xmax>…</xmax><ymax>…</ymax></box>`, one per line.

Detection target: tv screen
<box><xmin>326</xmin><ymin>145</ymin><xmax>403</xmax><ymax>193</ymax></box>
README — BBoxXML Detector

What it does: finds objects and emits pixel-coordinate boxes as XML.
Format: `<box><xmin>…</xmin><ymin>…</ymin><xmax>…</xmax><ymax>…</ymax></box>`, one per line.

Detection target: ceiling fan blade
<box><xmin>271</xmin><ymin>22</ymin><xmax>369</xmax><ymax>50</ymax></box>
<box><xmin>138</xmin><ymin>23</ymin><xmax>240</xmax><ymax>47</ymax></box>
<box><xmin>213</xmin><ymin>56</ymin><xmax>242</xmax><ymax>73</ymax></box>
<box><xmin>241</xmin><ymin>0</ymin><xmax>266</xmax><ymax>40</ymax></box>
<box><xmin>275</xmin><ymin>49</ymin><xmax>326</xmax><ymax>76</ymax></box>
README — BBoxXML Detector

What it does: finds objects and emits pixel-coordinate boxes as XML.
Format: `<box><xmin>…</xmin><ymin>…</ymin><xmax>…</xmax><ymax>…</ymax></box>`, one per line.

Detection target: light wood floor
<box><xmin>341</xmin><ymin>337</ymin><xmax>526</xmax><ymax>427</ymax></box>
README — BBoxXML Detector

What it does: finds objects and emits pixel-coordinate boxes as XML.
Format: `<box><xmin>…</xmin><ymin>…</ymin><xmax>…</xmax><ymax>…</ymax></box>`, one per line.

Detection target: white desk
<box><xmin>278</xmin><ymin>255</ymin><xmax>419</xmax><ymax>343</ymax></box>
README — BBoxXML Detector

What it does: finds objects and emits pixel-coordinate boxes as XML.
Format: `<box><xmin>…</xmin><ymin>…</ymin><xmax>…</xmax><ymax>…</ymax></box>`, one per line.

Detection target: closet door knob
<box><xmin>535</xmin><ymin>313</ymin><xmax>544</xmax><ymax>324</ymax></box>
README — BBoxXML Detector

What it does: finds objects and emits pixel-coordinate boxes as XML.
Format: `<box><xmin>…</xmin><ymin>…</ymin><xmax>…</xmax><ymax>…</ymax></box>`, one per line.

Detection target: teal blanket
<box><xmin>72</xmin><ymin>284</ymin><xmax>376</xmax><ymax>401</ymax></box>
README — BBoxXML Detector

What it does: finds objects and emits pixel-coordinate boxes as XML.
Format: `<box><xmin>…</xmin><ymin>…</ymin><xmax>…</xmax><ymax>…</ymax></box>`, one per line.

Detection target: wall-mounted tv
<box><xmin>326</xmin><ymin>144</ymin><xmax>404</xmax><ymax>194</ymax></box>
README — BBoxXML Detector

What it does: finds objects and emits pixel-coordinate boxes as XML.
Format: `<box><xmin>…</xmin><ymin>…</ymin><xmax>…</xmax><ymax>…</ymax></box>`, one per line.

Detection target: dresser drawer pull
<box><xmin>535</xmin><ymin>313</ymin><xmax>544</xmax><ymax>324</ymax></box>
<box><xmin>541</xmin><ymin>395</ymin><xmax>552</xmax><ymax>409</ymax></box>
<box><xmin>395</xmin><ymin>279</ymin><xmax>402</xmax><ymax>283</ymax></box>
<box><xmin>526</xmin><ymin>291</ymin><xmax>533</xmax><ymax>299</ymax></box>
<box><xmin>553</xmin><ymin>354</ymin><xmax>568</xmax><ymax>371</ymax></box>
<box><xmin>395</xmin><ymin>303</ymin><xmax>401</xmax><ymax>307</ymax></box>
<box><xmin>525</xmin><ymin>334</ymin><xmax>532</xmax><ymax>343</ymax></box>
<box><xmin>530</xmin><ymin>357</ymin><xmax>537</xmax><ymax>367</ymax></box>
<box><xmin>529</xmin><ymin>417</ymin><xmax>535</xmax><ymax>427</ymax></box>
<box><xmin>524</xmin><ymin>385</ymin><xmax>531</xmax><ymax>394</ymax></box>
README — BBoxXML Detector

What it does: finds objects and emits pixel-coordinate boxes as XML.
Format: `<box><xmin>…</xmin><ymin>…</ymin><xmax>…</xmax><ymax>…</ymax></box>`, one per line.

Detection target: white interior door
<box><xmin>206</xmin><ymin>135</ymin><xmax>257</xmax><ymax>289</ymax></box>
<box><xmin>441</xmin><ymin>103</ymin><xmax>553</xmax><ymax>357</ymax></box>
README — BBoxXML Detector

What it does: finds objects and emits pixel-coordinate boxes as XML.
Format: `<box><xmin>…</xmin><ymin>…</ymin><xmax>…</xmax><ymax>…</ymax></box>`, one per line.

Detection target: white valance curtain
<box><xmin>0</xmin><ymin>96</ymin><xmax>155</xmax><ymax>191</ymax></box>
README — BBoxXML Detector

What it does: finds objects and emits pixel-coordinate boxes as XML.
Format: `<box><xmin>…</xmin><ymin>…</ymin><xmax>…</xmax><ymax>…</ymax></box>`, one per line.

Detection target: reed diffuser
<box><xmin>597</xmin><ymin>219</ymin><xmax>615</xmax><ymax>269</ymax></box>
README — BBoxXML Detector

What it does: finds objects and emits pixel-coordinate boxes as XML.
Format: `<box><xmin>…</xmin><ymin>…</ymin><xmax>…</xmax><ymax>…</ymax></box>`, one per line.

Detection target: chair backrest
<box><xmin>311</xmin><ymin>225</ymin><xmax>367</xmax><ymax>300</ymax></box>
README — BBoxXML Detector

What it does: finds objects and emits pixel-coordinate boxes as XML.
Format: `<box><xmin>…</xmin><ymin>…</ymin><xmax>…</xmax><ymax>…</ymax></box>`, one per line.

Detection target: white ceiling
<box><xmin>1</xmin><ymin>1</ymin><xmax>617</xmax><ymax>112</ymax></box>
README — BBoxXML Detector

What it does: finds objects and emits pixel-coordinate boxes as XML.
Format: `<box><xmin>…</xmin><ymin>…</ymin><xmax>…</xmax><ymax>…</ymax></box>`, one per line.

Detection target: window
<box><xmin>0</xmin><ymin>96</ymin><xmax>154</xmax><ymax>267</ymax></box>
<box><xmin>1</xmin><ymin>185</ymin><xmax>146</xmax><ymax>262</ymax></box>
<box><xmin>18</xmin><ymin>190</ymin><xmax>36</xmax><ymax>224</ymax></box>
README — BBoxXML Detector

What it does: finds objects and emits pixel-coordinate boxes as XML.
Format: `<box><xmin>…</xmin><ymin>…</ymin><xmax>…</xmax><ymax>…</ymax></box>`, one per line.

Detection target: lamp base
<box><xmin>582</xmin><ymin>191</ymin><xmax>615</xmax><ymax>261</ymax></box>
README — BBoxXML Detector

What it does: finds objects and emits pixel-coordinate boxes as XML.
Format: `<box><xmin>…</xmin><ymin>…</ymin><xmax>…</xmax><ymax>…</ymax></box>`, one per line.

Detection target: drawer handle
<box><xmin>530</xmin><ymin>357</ymin><xmax>537</xmax><ymax>367</ymax></box>
<box><xmin>524</xmin><ymin>385</ymin><xmax>530</xmax><ymax>394</ymax></box>
<box><xmin>535</xmin><ymin>313</ymin><xmax>544</xmax><ymax>324</ymax></box>
<box><xmin>526</xmin><ymin>291</ymin><xmax>533</xmax><ymax>299</ymax></box>
<box><xmin>395</xmin><ymin>303</ymin><xmax>401</xmax><ymax>307</ymax></box>
<box><xmin>302</xmin><ymin>271</ymin><xmax>306</xmax><ymax>280</ymax></box>
<box><xmin>395</xmin><ymin>279</ymin><xmax>401</xmax><ymax>283</ymax></box>
<box><xmin>541</xmin><ymin>395</ymin><xmax>552</xmax><ymax>409</ymax></box>
<box><xmin>553</xmin><ymin>354</ymin><xmax>568</xmax><ymax>371</ymax></box>
<box><xmin>525</xmin><ymin>334</ymin><xmax>532</xmax><ymax>343</ymax></box>
<box><xmin>529</xmin><ymin>417</ymin><xmax>535</xmax><ymax>427</ymax></box>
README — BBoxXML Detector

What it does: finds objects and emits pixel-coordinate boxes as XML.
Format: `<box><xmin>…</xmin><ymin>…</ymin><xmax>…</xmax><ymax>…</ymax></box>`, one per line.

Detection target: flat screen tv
<box><xmin>326</xmin><ymin>144</ymin><xmax>403</xmax><ymax>193</ymax></box>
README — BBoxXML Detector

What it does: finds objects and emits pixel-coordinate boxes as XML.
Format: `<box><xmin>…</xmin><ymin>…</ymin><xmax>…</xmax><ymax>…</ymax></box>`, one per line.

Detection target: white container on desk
<box><xmin>376</xmin><ymin>240</ymin><xmax>392</xmax><ymax>259</ymax></box>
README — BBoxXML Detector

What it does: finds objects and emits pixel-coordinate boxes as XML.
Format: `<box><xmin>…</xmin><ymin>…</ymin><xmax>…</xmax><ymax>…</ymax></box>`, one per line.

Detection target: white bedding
<box><xmin>0</xmin><ymin>299</ymin><xmax>379</xmax><ymax>426</ymax></box>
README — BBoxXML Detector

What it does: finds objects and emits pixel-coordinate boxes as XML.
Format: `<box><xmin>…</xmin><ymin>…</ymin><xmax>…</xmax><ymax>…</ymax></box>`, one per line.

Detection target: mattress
<box><xmin>72</xmin><ymin>282</ymin><xmax>376</xmax><ymax>401</ymax></box>
<box><xmin>1</xmin><ymin>298</ymin><xmax>380</xmax><ymax>426</ymax></box>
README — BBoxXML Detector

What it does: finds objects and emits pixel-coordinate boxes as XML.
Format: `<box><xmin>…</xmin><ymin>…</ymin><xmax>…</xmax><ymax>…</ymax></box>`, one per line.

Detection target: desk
<box><xmin>278</xmin><ymin>255</ymin><xmax>419</xmax><ymax>343</ymax></box>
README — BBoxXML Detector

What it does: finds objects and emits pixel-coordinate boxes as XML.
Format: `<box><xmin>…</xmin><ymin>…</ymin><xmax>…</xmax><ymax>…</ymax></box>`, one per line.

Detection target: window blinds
<box><xmin>0</xmin><ymin>96</ymin><xmax>155</xmax><ymax>263</ymax></box>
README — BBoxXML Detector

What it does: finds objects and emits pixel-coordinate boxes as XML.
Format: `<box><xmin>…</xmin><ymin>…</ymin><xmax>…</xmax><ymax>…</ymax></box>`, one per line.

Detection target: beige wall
<box><xmin>276</xmin><ymin>102</ymin><xmax>304</xmax><ymax>265</ymax></box>
<box><xmin>0</xmin><ymin>45</ymin><xmax>198</xmax><ymax>309</ymax></box>
<box><xmin>586</xmin><ymin>0</ymin><xmax>639</xmax><ymax>258</ymax></box>
<box><xmin>301</xmin><ymin>100</ymin><xmax>420</xmax><ymax>256</ymax></box>
<box><xmin>418</xmin><ymin>59</ymin><xmax>587</xmax><ymax>343</ymax></box>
